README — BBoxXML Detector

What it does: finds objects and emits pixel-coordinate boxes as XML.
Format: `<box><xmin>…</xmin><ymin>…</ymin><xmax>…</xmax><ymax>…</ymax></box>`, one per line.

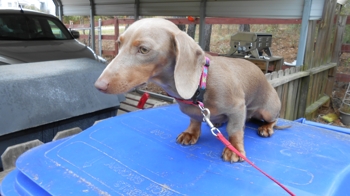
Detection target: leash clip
<box><xmin>198</xmin><ymin>103</ymin><xmax>221</xmax><ymax>136</ymax></box>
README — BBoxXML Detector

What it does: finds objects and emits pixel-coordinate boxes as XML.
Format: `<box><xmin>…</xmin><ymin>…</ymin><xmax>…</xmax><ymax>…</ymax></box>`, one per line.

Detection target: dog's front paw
<box><xmin>258</xmin><ymin>124</ymin><xmax>275</xmax><ymax>137</ymax></box>
<box><xmin>222</xmin><ymin>147</ymin><xmax>246</xmax><ymax>163</ymax></box>
<box><xmin>176</xmin><ymin>132</ymin><xmax>199</xmax><ymax>145</ymax></box>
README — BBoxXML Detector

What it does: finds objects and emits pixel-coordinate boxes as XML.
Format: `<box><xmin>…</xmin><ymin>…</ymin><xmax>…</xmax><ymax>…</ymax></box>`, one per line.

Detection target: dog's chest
<box><xmin>178</xmin><ymin>104</ymin><xmax>227</xmax><ymax>124</ymax></box>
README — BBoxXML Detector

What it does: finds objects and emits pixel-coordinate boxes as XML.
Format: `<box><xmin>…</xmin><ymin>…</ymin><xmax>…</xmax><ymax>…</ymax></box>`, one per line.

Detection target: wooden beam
<box><xmin>268</xmin><ymin>71</ymin><xmax>309</xmax><ymax>87</ymax></box>
<box><xmin>66</xmin><ymin>15</ymin><xmax>350</xmax><ymax>28</ymax></box>
<box><xmin>305</xmin><ymin>95</ymin><xmax>330</xmax><ymax>119</ymax></box>
<box><xmin>309</xmin><ymin>63</ymin><xmax>337</xmax><ymax>74</ymax></box>
<box><xmin>165</xmin><ymin>17</ymin><xmax>303</xmax><ymax>25</ymax></box>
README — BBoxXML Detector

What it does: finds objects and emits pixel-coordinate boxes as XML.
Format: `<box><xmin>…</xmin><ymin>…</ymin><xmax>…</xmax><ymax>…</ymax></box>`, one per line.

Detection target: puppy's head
<box><xmin>95</xmin><ymin>18</ymin><xmax>205</xmax><ymax>99</ymax></box>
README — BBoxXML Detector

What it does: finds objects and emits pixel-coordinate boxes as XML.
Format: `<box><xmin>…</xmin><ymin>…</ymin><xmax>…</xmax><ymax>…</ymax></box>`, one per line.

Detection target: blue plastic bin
<box><xmin>1</xmin><ymin>105</ymin><xmax>350</xmax><ymax>195</ymax></box>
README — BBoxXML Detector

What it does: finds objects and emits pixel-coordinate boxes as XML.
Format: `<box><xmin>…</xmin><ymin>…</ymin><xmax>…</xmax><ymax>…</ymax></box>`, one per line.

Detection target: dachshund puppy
<box><xmin>95</xmin><ymin>18</ymin><xmax>282</xmax><ymax>163</ymax></box>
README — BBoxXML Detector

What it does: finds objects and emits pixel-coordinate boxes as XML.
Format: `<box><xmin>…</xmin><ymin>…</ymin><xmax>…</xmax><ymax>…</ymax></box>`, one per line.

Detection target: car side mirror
<box><xmin>70</xmin><ymin>30</ymin><xmax>80</xmax><ymax>39</ymax></box>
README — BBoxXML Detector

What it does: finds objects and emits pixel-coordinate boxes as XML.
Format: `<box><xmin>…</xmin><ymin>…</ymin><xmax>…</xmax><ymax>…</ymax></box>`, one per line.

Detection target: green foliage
<box><xmin>23</xmin><ymin>4</ymin><xmax>40</xmax><ymax>11</ymax></box>
<box><xmin>341</xmin><ymin>1</ymin><xmax>350</xmax><ymax>44</ymax></box>
<box><xmin>344</xmin><ymin>25</ymin><xmax>350</xmax><ymax>44</ymax></box>
<box><xmin>340</xmin><ymin>1</ymin><xmax>350</xmax><ymax>15</ymax></box>
<box><xmin>265</xmin><ymin>24</ymin><xmax>279</xmax><ymax>34</ymax></box>
<box><xmin>62</xmin><ymin>16</ymin><xmax>84</xmax><ymax>24</ymax></box>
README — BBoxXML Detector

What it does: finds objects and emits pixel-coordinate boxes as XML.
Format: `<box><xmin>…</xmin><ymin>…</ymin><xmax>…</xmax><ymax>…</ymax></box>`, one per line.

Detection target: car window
<box><xmin>0</xmin><ymin>13</ymin><xmax>73</xmax><ymax>40</ymax></box>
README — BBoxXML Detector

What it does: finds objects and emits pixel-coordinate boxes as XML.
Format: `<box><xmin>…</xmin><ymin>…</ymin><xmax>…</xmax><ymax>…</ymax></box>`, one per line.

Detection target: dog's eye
<box><xmin>138</xmin><ymin>47</ymin><xmax>149</xmax><ymax>54</ymax></box>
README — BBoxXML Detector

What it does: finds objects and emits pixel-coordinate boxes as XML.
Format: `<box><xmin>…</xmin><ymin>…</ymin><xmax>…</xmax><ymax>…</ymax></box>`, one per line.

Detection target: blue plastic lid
<box><xmin>2</xmin><ymin>105</ymin><xmax>350</xmax><ymax>195</ymax></box>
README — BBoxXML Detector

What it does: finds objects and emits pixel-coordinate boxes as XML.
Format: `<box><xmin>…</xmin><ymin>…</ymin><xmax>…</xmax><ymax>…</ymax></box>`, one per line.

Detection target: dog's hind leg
<box><xmin>256</xmin><ymin>109</ymin><xmax>278</xmax><ymax>137</ymax></box>
<box><xmin>258</xmin><ymin>120</ymin><xmax>277</xmax><ymax>137</ymax></box>
<box><xmin>176</xmin><ymin>118</ymin><xmax>201</xmax><ymax>145</ymax></box>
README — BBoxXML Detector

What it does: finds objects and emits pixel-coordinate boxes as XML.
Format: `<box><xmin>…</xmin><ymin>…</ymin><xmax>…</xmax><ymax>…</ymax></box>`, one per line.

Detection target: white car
<box><xmin>0</xmin><ymin>8</ymin><xmax>105</xmax><ymax>65</ymax></box>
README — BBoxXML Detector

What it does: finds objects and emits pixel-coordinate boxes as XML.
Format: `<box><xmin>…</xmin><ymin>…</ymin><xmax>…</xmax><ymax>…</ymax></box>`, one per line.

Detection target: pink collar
<box><xmin>174</xmin><ymin>57</ymin><xmax>210</xmax><ymax>107</ymax></box>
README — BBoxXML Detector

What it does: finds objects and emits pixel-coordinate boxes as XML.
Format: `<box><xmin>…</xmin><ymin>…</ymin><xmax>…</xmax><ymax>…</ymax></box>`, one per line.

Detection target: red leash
<box><xmin>197</xmin><ymin>104</ymin><xmax>295</xmax><ymax>196</ymax></box>
<box><xmin>216</xmin><ymin>133</ymin><xmax>295</xmax><ymax>196</ymax></box>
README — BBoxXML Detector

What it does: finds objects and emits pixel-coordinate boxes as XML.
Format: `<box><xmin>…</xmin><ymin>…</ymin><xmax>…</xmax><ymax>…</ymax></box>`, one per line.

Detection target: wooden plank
<box><xmin>320</xmin><ymin>70</ymin><xmax>329</xmax><ymax>101</ymax></box>
<box><xmin>275</xmin><ymin>71</ymin><xmax>283</xmax><ymax>102</ymax></box>
<box><xmin>303</xmin><ymin>21</ymin><xmax>317</xmax><ymax>71</ymax></box>
<box><xmin>305</xmin><ymin>95</ymin><xmax>330</xmax><ymax>119</ymax></box>
<box><xmin>66</xmin><ymin>15</ymin><xmax>350</xmax><ymax>30</ymax></box>
<box><xmin>313</xmin><ymin>0</ymin><xmax>331</xmax><ymax>68</ymax></box>
<box><xmin>320</xmin><ymin>2</ymin><xmax>337</xmax><ymax>64</ymax></box>
<box><xmin>271</xmin><ymin>72</ymin><xmax>281</xmax><ymax>103</ymax></box>
<box><xmin>293</xmin><ymin>66</ymin><xmax>305</xmax><ymax>119</ymax></box>
<box><xmin>320</xmin><ymin>0</ymin><xmax>337</xmax><ymax>65</ymax></box>
<box><xmin>159</xmin><ymin>18</ymin><xmax>304</xmax><ymax>25</ymax></box>
<box><xmin>305</xmin><ymin>63</ymin><xmax>336</xmax><ymax>109</ymax></box>
<box><xmin>309</xmin><ymin>63</ymin><xmax>337</xmax><ymax>74</ymax></box>
<box><xmin>332</xmin><ymin>15</ymin><xmax>347</xmax><ymax>61</ymax></box>
<box><xmin>285</xmin><ymin>68</ymin><xmax>296</xmax><ymax>120</ymax></box>
<box><xmin>119</xmin><ymin>103</ymin><xmax>140</xmax><ymax>112</ymax></box>
<box><xmin>324</xmin><ymin>75</ymin><xmax>335</xmax><ymax>107</ymax></box>
<box><xmin>306</xmin><ymin>73</ymin><xmax>314</xmax><ymax>107</ymax></box>
<box><xmin>117</xmin><ymin>19</ymin><xmax>135</xmax><ymax>24</ymax></box>
<box><xmin>293</xmin><ymin>72</ymin><xmax>302</xmax><ymax>120</ymax></box>
<box><xmin>280</xmin><ymin>69</ymin><xmax>289</xmax><ymax>119</ymax></box>
<box><xmin>122</xmin><ymin>98</ymin><xmax>153</xmax><ymax>109</ymax></box>
<box><xmin>125</xmin><ymin>93</ymin><xmax>142</xmax><ymax>100</ymax></box>
<box><xmin>315</xmin><ymin>73</ymin><xmax>322</xmax><ymax>102</ymax></box>
<box><xmin>101</xmin><ymin>19</ymin><xmax>115</xmax><ymax>26</ymax></box>
<box><xmin>313</xmin><ymin>73</ymin><xmax>320</xmax><ymax>104</ymax></box>
<box><xmin>102</xmin><ymin>50</ymin><xmax>115</xmax><ymax>56</ymax></box>
<box><xmin>101</xmin><ymin>35</ymin><xmax>116</xmax><ymax>40</ymax></box>
<box><xmin>297</xmin><ymin>75</ymin><xmax>311</xmax><ymax>119</ymax></box>
<box><xmin>268</xmin><ymin>71</ymin><xmax>309</xmax><ymax>87</ymax></box>
<box><xmin>323</xmin><ymin>2</ymin><xmax>339</xmax><ymax>64</ymax></box>
<box><xmin>117</xmin><ymin>109</ymin><xmax>128</xmax><ymax>115</ymax></box>
<box><xmin>126</xmin><ymin>93</ymin><xmax>169</xmax><ymax>106</ymax></box>
<box><xmin>205</xmin><ymin>18</ymin><xmax>303</xmax><ymax>25</ymax></box>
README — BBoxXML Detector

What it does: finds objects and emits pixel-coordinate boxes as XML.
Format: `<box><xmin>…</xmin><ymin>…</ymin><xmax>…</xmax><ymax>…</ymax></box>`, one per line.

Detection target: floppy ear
<box><xmin>174</xmin><ymin>32</ymin><xmax>205</xmax><ymax>99</ymax></box>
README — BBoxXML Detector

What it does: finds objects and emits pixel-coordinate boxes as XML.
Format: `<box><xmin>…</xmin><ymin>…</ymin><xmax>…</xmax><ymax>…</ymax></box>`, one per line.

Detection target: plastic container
<box><xmin>2</xmin><ymin>105</ymin><xmax>350</xmax><ymax>195</ymax></box>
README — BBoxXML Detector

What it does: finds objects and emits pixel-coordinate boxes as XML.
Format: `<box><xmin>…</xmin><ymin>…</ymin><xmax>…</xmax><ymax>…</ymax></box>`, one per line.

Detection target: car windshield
<box><xmin>0</xmin><ymin>13</ymin><xmax>73</xmax><ymax>40</ymax></box>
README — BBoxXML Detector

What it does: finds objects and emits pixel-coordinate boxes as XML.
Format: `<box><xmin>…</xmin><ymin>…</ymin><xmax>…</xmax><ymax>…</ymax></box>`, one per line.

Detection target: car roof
<box><xmin>0</xmin><ymin>8</ymin><xmax>57</xmax><ymax>18</ymax></box>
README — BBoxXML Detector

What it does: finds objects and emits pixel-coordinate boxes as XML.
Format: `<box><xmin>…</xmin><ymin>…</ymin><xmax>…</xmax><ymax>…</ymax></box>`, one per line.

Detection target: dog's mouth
<box><xmin>130</xmin><ymin>83</ymin><xmax>147</xmax><ymax>92</ymax></box>
<box><xmin>95</xmin><ymin>77</ymin><xmax>148</xmax><ymax>94</ymax></box>
<box><xmin>136</xmin><ymin>83</ymin><xmax>147</xmax><ymax>89</ymax></box>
